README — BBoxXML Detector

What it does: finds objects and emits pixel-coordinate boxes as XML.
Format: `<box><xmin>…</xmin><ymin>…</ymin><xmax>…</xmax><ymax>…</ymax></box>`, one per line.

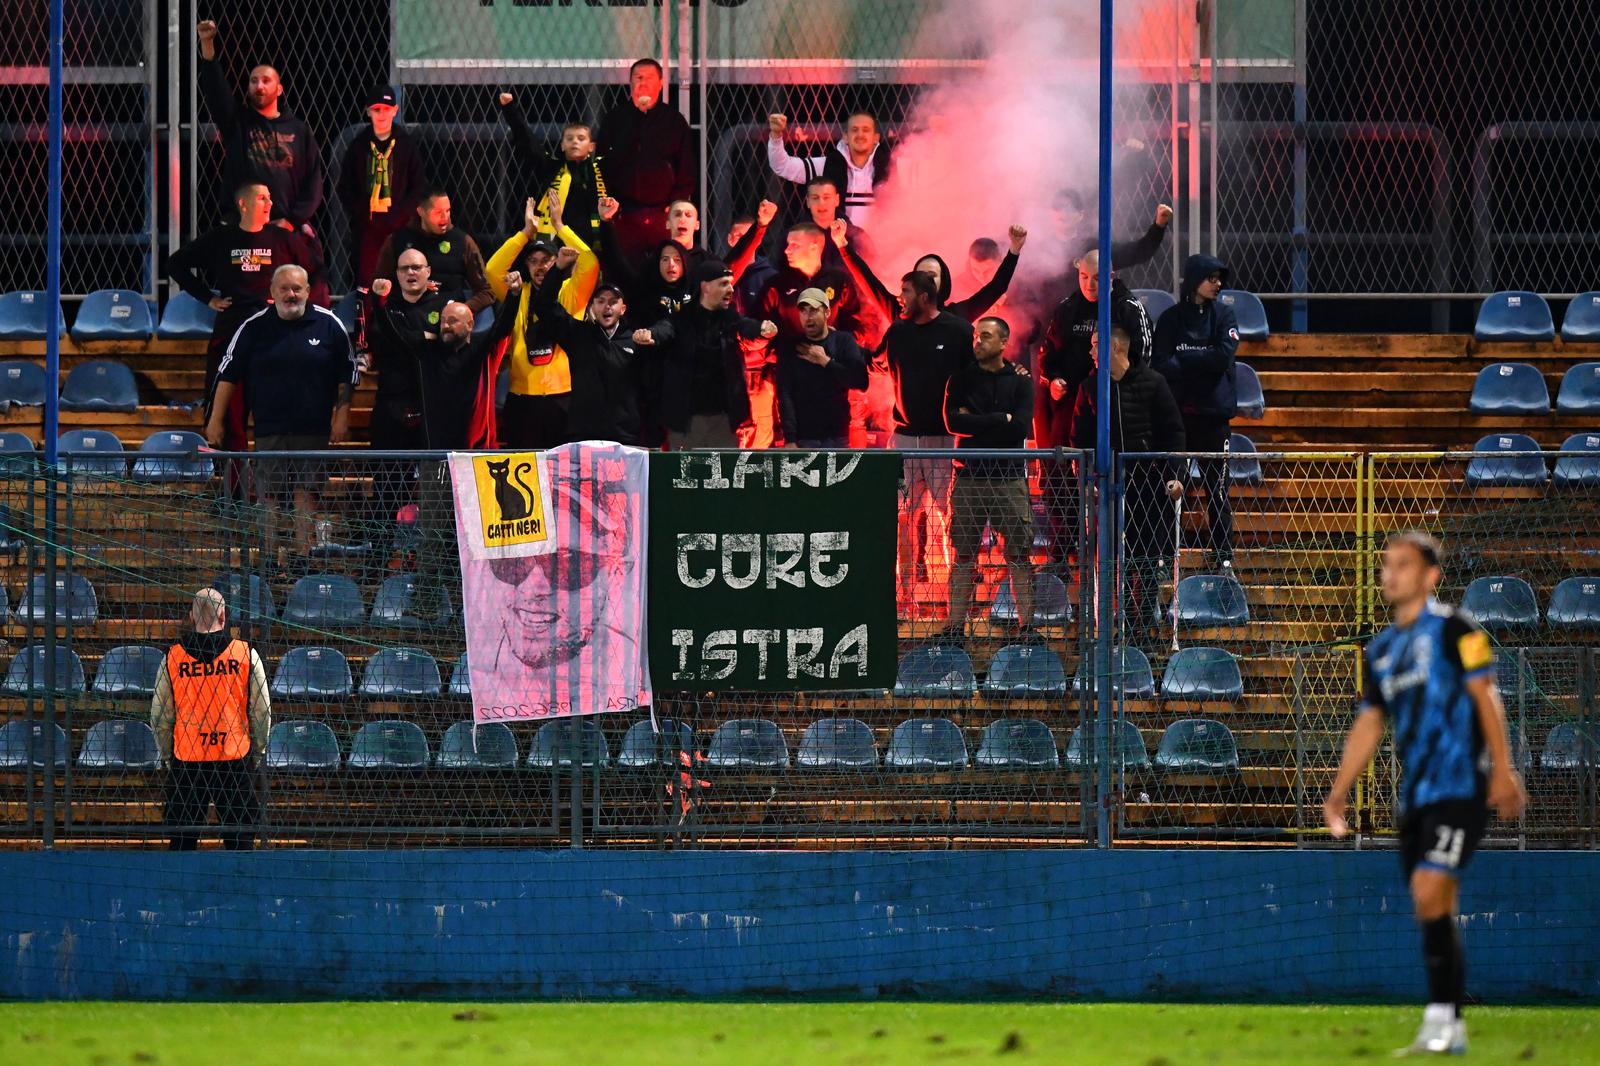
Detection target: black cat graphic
<box><xmin>486</xmin><ymin>459</ymin><xmax>538</xmax><ymax>522</ymax></box>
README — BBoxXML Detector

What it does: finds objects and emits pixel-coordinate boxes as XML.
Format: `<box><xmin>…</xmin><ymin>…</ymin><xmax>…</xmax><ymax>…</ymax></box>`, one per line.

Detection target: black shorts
<box><xmin>1400</xmin><ymin>799</ymin><xmax>1488</xmax><ymax>879</ymax></box>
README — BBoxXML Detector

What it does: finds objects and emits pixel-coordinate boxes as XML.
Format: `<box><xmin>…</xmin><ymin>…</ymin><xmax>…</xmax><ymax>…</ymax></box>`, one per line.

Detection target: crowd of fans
<box><xmin>172</xmin><ymin>25</ymin><xmax>1244</xmax><ymax>636</ymax></box>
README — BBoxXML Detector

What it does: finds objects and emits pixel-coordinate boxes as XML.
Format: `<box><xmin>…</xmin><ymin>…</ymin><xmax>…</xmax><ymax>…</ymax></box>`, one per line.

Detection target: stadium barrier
<box><xmin>0</xmin><ymin>447</ymin><xmax>1594</xmax><ymax>850</ymax></box>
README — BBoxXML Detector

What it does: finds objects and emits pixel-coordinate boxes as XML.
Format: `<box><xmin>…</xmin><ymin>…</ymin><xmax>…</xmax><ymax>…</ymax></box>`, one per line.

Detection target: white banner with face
<box><xmin>451</xmin><ymin>442</ymin><xmax>651</xmax><ymax>722</ymax></box>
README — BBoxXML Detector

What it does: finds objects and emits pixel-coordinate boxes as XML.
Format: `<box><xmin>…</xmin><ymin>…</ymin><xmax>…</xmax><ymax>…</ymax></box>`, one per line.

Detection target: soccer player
<box><xmin>1322</xmin><ymin>531</ymin><xmax>1528</xmax><ymax>1057</ymax></box>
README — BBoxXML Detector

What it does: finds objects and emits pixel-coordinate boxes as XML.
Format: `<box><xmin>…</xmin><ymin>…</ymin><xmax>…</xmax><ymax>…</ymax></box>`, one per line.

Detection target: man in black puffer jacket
<box><xmin>1153</xmin><ymin>253</ymin><xmax>1239</xmax><ymax>568</ymax></box>
<box><xmin>1035</xmin><ymin>248</ymin><xmax>1152</xmax><ymax>571</ymax></box>
<box><xmin>1073</xmin><ymin>325</ymin><xmax>1187</xmax><ymax>638</ymax></box>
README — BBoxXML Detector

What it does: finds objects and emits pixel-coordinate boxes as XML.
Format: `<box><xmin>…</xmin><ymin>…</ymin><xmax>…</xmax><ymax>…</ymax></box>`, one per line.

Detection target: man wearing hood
<box><xmin>635</xmin><ymin>259</ymin><xmax>778</xmax><ymax>448</ymax></box>
<box><xmin>150</xmin><ymin>588</ymin><xmax>271</xmax><ymax>851</ymax></box>
<box><xmin>912</xmin><ymin>224</ymin><xmax>1029</xmax><ymax>324</ymax></box>
<box><xmin>768</xmin><ymin>111</ymin><xmax>891</xmax><ymax>231</ymax></box>
<box><xmin>1036</xmin><ymin>248</ymin><xmax>1153</xmax><ymax>570</ymax></box>
<box><xmin>1153</xmin><ymin>253</ymin><xmax>1239</xmax><ymax>568</ymax></box>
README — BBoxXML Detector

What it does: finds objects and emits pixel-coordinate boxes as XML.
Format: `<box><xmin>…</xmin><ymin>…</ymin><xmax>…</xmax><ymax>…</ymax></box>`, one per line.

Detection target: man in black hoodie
<box><xmin>1154</xmin><ymin>253</ymin><xmax>1239</xmax><ymax>568</ymax></box>
<box><xmin>1073</xmin><ymin>325</ymin><xmax>1187</xmax><ymax>636</ymax></box>
<box><xmin>196</xmin><ymin>21</ymin><xmax>322</xmax><ymax>233</ymax></box>
<box><xmin>636</xmin><ymin>259</ymin><xmax>778</xmax><ymax>448</ymax></box>
<box><xmin>942</xmin><ymin>317</ymin><xmax>1036</xmax><ymax>638</ymax></box>
<box><xmin>1035</xmin><ymin>248</ymin><xmax>1153</xmax><ymax>571</ymax></box>
<box><xmin>150</xmin><ymin>588</ymin><xmax>272</xmax><ymax>851</ymax></box>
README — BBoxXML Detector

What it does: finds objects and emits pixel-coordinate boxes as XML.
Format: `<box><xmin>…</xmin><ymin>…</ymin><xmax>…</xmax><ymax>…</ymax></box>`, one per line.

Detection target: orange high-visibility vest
<box><xmin>168</xmin><ymin>639</ymin><xmax>252</xmax><ymax>762</ymax></box>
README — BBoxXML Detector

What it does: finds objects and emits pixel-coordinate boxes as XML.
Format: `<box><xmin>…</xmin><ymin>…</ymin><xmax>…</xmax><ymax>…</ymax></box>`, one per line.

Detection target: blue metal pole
<box><xmin>42</xmin><ymin>0</ymin><xmax>64</xmax><ymax>850</ymax></box>
<box><xmin>1094</xmin><ymin>0</ymin><xmax>1115</xmax><ymax>849</ymax></box>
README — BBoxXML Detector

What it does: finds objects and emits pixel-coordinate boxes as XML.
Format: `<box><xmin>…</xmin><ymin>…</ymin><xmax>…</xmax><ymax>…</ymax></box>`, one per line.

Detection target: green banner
<box><xmin>649</xmin><ymin>450</ymin><xmax>901</xmax><ymax>691</ymax></box>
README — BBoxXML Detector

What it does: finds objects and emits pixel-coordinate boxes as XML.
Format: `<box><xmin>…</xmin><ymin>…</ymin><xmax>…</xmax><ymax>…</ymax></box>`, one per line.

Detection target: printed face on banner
<box><xmin>452</xmin><ymin>445</ymin><xmax>652</xmax><ymax>722</ymax></box>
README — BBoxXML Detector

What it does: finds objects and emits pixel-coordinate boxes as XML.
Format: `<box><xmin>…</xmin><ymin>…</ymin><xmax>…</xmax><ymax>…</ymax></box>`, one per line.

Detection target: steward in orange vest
<box><xmin>150</xmin><ymin>588</ymin><xmax>271</xmax><ymax>850</ymax></box>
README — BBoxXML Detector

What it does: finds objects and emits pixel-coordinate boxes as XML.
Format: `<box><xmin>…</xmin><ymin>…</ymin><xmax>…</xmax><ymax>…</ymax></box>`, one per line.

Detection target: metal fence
<box><xmin>0</xmin><ymin>446</ymin><xmax>1594</xmax><ymax>851</ymax></box>
<box><xmin>10</xmin><ymin>2</ymin><xmax>1600</xmax><ymax>307</ymax></box>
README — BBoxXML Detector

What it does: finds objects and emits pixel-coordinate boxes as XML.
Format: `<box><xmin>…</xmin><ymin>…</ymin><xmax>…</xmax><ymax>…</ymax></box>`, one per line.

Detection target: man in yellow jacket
<box><xmin>487</xmin><ymin>191</ymin><xmax>601</xmax><ymax>448</ymax></box>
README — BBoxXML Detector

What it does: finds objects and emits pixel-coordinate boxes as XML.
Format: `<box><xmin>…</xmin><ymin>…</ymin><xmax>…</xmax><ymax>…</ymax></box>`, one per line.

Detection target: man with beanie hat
<box><xmin>338</xmin><ymin>85</ymin><xmax>426</xmax><ymax>289</ymax></box>
<box><xmin>776</xmin><ymin>288</ymin><xmax>867</xmax><ymax>448</ymax></box>
<box><xmin>635</xmin><ymin>259</ymin><xmax>777</xmax><ymax>448</ymax></box>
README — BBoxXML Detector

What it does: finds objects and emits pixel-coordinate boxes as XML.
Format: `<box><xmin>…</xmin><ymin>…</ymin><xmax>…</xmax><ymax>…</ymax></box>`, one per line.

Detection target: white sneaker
<box><xmin>1395</xmin><ymin>1004</ymin><xmax>1468</xmax><ymax>1056</ymax></box>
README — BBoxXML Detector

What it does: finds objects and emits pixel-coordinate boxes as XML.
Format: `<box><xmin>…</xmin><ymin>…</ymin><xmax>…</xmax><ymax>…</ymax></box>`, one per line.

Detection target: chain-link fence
<box><xmin>2</xmin><ymin>446</ymin><xmax>1591</xmax><ymax>849</ymax></box>
<box><xmin>1</xmin><ymin>0</ymin><xmax>157</xmax><ymax>298</ymax></box>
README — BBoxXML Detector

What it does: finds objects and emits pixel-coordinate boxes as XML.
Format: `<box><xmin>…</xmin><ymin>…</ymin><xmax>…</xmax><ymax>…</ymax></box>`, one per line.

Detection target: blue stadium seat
<box><xmin>349</xmin><ymin>720</ymin><xmax>430</xmax><ymax>770</ymax></box>
<box><xmin>618</xmin><ymin>718</ymin><xmax>696</xmax><ymax>770</ymax></box>
<box><xmin>1073</xmin><ymin>645</ymin><xmax>1156</xmax><ymax>699</ymax></box>
<box><xmin>1154</xmin><ymin>718</ymin><xmax>1240</xmax><ymax>772</ymax></box>
<box><xmin>1468</xmin><ymin>362</ymin><xmax>1550</xmax><ymax>415</ymax></box>
<box><xmin>1174</xmin><ymin>574</ymin><xmax>1250</xmax><ymax>626</ymax></box>
<box><xmin>1160</xmin><ymin>647</ymin><xmax>1244</xmax><ymax>701</ymax></box>
<box><xmin>529</xmin><ymin>719</ymin><xmax>611</xmax><ymax>769</ymax></box>
<box><xmin>1553</xmin><ymin>433</ymin><xmax>1600</xmax><ymax>488</ymax></box>
<box><xmin>269</xmin><ymin>646</ymin><xmax>353</xmax><ymax>700</ymax></box>
<box><xmin>0</xmin><ymin>721</ymin><xmax>69</xmax><ymax>769</ymax></box>
<box><xmin>980</xmin><ymin>642</ymin><xmax>1067</xmax><ymax>697</ymax></box>
<box><xmin>1461</xmin><ymin>576</ymin><xmax>1540</xmax><ymax>630</ymax></box>
<box><xmin>1495</xmin><ymin>650</ymin><xmax>1535</xmax><ymax>703</ymax></box>
<box><xmin>1464</xmin><ymin>434</ymin><xmax>1547</xmax><ymax>489</ymax></box>
<box><xmin>332</xmin><ymin>291</ymin><xmax>362</xmax><ymax>335</ymax></box>
<box><xmin>70</xmin><ymin>289</ymin><xmax>153</xmax><ymax>343</ymax></box>
<box><xmin>796</xmin><ymin>718</ymin><xmax>878</xmax><ymax>770</ymax></box>
<box><xmin>1561</xmin><ymin>292</ymin><xmax>1600</xmax><ymax>343</ymax></box>
<box><xmin>1556</xmin><ymin>362</ymin><xmax>1600</xmax><ymax>415</ymax></box>
<box><xmin>448</xmin><ymin>653</ymin><xmax>472</xmax><ymax>697</ymax></box>
<box><xmin>15</xmin><ymin>572</ymin><xmax>99</xmax><ymax>624</ymax></box>
<box><xmin>59</xmin><ymin>359</ymin><xmax>139</xmax><ymax>413</ymax></box>
<box><xmin>0</xmin><ymin>506</ymin><xmax>23</xmax><ymax>551</ymax></box>
<box><xmin>1227</xmin><ymin>433</ymin><xmax>1263</xmax><ymax>484</ymax></box>
<box><xmin>1474</xmin><ymin>290</ymin><xmax>1554</xmax><ymax>342</ymax></box>
<box><xmin>0</xmin><ymin>432</ymin><xmax>34</xmax><ymax>457</ymax></box>
<box><xmin>0</xmin><ymin>291</ymin><xmax>65</xmax><ymax>340</ymax></box>
<box><xmin>359</xmin><ymin>647</ymin><xmax>442</xmax><ymax>698</ymax></box>
<box><xmin>0</xmin><ymin>434</ymin><xmax>34</xmax><ymax>484</ymax></box>
<box><xmin>208</xmin><ymin>572</ymin><xmax>276</xmax><ymax>623</ymax></box>
<box><xmin>77</xmin><ymin>720</ymin><xmax>160</xmax><ymax>770</ymax></box>
<box><xmin>705</xmin><ymin>718</ymin><xmax>787</xmax><ymax>770</ymax></box>
<box><xmin>884</xmin><ymin>717</ymin><xmax>967</xmax><ymax>771</ymax></box>
<box><xmin>1133</xmin><ymin>288</ymin><xmax>1176</xmax><ymax>321</ymax></box>
<box><xmin>264</xmin><ymin>720</ymin><xmax>341</xmax><ymax>771</ymax></box>
<box><xmin>1234</xmin><ymin>362</ymin><xmax>1266</xmax><ymax>419</ymax></box>
<box><xmin>56</xmin><ymin>429</ymin><xmax>126</xmax><ymax>478</ymax></box>
<box><xmin>92</xmin><ymin>645</ymin><xmax>165</xmax><ymax>698</ymax></box>
<box><xmin>1540</xmin><ymin>722</ymin><xmax>1598</xmax><ymax>772</ymax></box>
<box><xmin>2</xmin><ymin>645</ymin><xmax>87</xmax><ymax>695</ymax></box>
<box><xmin>1062</xmin><ymin>720</ymin><xmax>1150</xmax><ymax>772</ymax></box>
<box><xmin>976</xmin><ymin>718</ymin><xmax>1059</xmax><ymax>770</ymax></box>
<box><xmin>989</xmin><ymin>571</ymin><xmax>1072</xmax><ymax>625</ymax></box>
<box><xmin>891</xmin><ymin>645</ymin><xmax>976</xmax><ymax>698</ymax></box>
<box><xmin>1218</xmin><ymin>289</ymin><xmax>1268</xmax><ymax>340</ymax></box>
<box><xmin>157</xmin><ymin>291</ymin><xmax>218</xmax><ymax>340</ymax></box>
<box><xmin>1547</xmin><ymin>578</ymin><xmax>1600</xmax><ymax>630</ymax></box>
<box><xmin>132</xmin><ymin>430</ymin><xmax>213</xmax><ymax>482</ymax></box>
<box><xmin>369</xmin><ymin>574</ymin><xmax>454</xmax><ymax>628</ymax></box>
<box><xmin>0</xmin><ymin>360</ymin><xmax>48</xmax><ymax>407</ymax></box>
<box><xmin>282</xmin><ymin>574</ymin><xmax>366</xmax><ymax>629</ymax></box>
<box><xmin>437</xmin><ymin>721</ymin><xmax>518</xmax><ymax>769</ymax></box>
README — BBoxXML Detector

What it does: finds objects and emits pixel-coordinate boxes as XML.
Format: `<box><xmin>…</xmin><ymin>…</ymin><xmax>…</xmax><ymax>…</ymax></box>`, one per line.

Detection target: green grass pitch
<box><xmin>3</xmin><ymin>1002</ymin><xmax>1597</xmax><ymax>1064</ymax></box>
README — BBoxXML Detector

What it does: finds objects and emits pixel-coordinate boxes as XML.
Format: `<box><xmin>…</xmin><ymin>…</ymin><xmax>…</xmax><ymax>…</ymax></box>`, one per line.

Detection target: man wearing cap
<box><xmin>339</xmin><ymin>85</ymin><xmax>427</xmax><ymax>290</ymax></box>
<box><xmin>532</xmin><ymin>249</ymin><xmax>644</xmax><ymax>446</ymax></box>
<box><xmin>635</xmin><ymin>259</ymin><xmax>777</xmax><ymax>448</ymax></box>
<box><xmin>488</xmin><ymin>191</ymin><xmax>602</xmax><ymax>449</ymax></box>
<box><xmin>150</xmin><ymin>588</ymin><xmax>272</xmax><ymax>851</ymax></box>
<box><xmin>775</xmin><ymin>287</ymin><xmax>867</xmax><ymax>448</ymax></box>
